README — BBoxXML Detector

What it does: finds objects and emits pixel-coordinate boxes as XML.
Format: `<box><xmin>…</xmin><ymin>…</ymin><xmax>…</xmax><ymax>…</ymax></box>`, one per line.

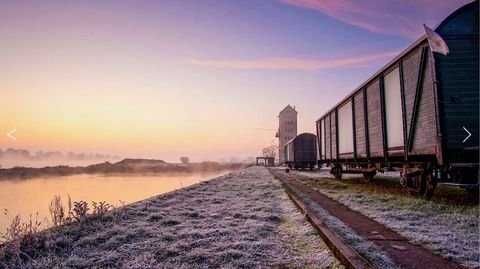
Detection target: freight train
<box><xmin>314</xmin><ymin>1</ymin><xmax>479</xmax><ymax>198</ymax></box>
<box><xmin>284</xmin><ymin>133</ymin><xmax>317</xmax><ymax>170</ymax></box>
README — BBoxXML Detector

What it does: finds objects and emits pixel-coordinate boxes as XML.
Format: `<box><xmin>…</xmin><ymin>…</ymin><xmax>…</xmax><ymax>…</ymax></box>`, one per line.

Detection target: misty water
<box><xmin>0</xmin><ymin>171</ymin><xmax>231</xmax><ymax>236</ymax></box>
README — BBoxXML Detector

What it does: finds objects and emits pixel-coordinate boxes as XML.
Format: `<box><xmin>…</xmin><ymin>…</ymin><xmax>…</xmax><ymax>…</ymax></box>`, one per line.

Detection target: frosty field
<box><xmin>0</xmin><ymin>167</ymin><xmax>343</xmax><ymax>269</ymax></box>
<box><xmin>290</xmin><ymin>168</ymin><xmax>479</xmax><ymax>268</ymax></box>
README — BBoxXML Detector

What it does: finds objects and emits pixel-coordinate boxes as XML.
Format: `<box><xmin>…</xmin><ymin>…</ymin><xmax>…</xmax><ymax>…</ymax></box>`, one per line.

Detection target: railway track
<box><xmin>269</xmin><ymin>168</ymin><xmax>465</xmax><ymax>269</ymax></box>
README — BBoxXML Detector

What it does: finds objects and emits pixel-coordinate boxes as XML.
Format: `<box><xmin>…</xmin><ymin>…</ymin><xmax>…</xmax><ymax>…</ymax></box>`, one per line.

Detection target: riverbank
<box><xmin>0</xmin><ymin>167</ymin><xmax>343</xmax><ymax>268</ymax></box>
<box><xmin>0</xmin><ymin>159</ymin><xmax>249</xmax><ymax>180</ymax></box>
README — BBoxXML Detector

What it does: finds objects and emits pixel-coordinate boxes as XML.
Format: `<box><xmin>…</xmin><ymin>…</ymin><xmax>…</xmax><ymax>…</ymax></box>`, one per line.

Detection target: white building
<box><xmin>276</xmin><ymin>105</ymin><xmax>297</xmax><ymax>163</ymax></box>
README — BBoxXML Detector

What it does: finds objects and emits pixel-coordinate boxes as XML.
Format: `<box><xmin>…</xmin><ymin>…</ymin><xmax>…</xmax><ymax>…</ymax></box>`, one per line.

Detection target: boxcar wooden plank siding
<box><xmin>366</xmin><ymin>80</ymin><xmax>384</xmax><ymax>158</ymax></box>
<box><xmin>331</xmin><ymin>112</ymin><xmax>337</xmax><ymax>159</ymax></box>
<box><xmin>411</xmin><ymin>50</ymin><xmax>437</xmax><ymax>153</ymax></box>
<box><xmin>402</xmin><ymin>45</ymin><xmax>422</xmax><ymax>137</ymax></box>
<box><xmin>321</xmin><ymin>119</ymin><xmax>326</xmax><ymax>159</ymax></box>
<box><xmin>399</xmin><ymin>42</ymin><xmax>437</xmax><ymax>154</ymax></box>
<box><xmin>315</xmin><ymin>2</ymin><xmax>478</xmax><ymax>188</ymax></box>
<box><xmin>325</xmin><ymin>116</ymin><xmax>331</xmax><ymax>160</ymax></box>
<box><xmin>354</xmin><ymin>91</ymin><xmax>366</xmax><ymax>156</ymax></box>
<box><xmin>317</xmin><ymin>121</ymin><xmax>322</xmax><ymax>160</ymax></box>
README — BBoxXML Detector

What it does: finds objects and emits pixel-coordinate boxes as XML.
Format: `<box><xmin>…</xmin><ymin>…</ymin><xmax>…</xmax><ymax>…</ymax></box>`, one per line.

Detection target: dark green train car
<box><xmin>284</xmin><ymin>133</ymin><xmax>317</xmax><ymax>170</ymax></box>
<box><xmin>316</xmin><ymin>1</ymin><xmax>479</xmax><ymax>198</ymax></box>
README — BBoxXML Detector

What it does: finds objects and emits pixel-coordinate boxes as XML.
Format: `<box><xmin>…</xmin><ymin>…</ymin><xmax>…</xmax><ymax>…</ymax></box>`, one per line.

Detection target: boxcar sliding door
<box><xmin>338</xmin><ymin>101</ymin><xmax>354</xmax><ymax>159</ymax></box>
<box><xmin>320</xmin><ymin>119</ymin><xmax>326</xmax><ymax>161</ymax></box>
<box><xmin>383</xmin><ymin>67</ymin><xmax>404</xmax><ymax>152</ymax></box>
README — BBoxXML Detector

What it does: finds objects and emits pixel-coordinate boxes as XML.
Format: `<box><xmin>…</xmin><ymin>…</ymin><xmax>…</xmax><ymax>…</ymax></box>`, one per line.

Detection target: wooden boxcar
<box><xmin>284</xmin><ymin>133</ymin><xmax>317</xmax><ymax>170</ymax></box>
<box><xmin>316</xmin><ymin>1</ymin><xmax>479</xmax><ymax>197</ymax></box>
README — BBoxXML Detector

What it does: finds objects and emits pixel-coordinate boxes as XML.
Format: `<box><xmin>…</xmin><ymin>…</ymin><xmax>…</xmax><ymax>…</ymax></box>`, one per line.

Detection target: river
<box><xmin>0</xmin><ymin>171</ymin><xmax>231</xmax><ymax>236</ymax></box>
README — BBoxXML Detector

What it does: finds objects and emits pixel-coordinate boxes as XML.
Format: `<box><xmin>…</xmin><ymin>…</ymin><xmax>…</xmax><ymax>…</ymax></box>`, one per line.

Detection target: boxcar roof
<box><xmin>284</xmin><ymin>132</ymin><xmax>316</xmax><ymax>147</ymax></box>
<box><xmin>316</xmin><ymin>1</ymin><xmax>477</xmax><ymax>122</ymax></box>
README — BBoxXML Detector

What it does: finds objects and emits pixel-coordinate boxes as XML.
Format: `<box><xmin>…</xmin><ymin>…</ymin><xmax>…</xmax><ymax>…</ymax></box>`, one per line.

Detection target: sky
<box><xmin>0</xmin><ymin>0</ymin><xmax>472</xmax><ymax>163</ymax></box>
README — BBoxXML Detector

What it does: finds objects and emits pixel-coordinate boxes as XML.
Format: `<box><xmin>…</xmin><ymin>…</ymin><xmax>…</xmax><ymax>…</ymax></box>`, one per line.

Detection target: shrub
<box><xmin>92</xmin><ymin>201</ymin><xmax>112</xmax><ymax>218</ymax></box>
<box><xmin>71</xmin><ymin>201</ymin><xmax>89</xmax><ymax>222</ymax></box>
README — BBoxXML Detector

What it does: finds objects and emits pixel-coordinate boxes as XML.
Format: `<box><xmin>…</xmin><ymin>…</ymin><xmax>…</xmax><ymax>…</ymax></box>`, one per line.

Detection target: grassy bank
<box><xmin>1</xmin><ymin>167</ymin><xmax>343</xmax><ymax>268</ymax></box>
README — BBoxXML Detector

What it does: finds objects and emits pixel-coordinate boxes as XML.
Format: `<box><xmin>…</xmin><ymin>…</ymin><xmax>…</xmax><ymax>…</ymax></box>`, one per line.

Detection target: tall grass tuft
<box><xmin>49</xmin><ymin>195</ymin><xmax>65</xmax><ymax>226</ymax></box>
<box><xmin>0</xmin><ymin>210</ymin><xmax>45</xmax><ymax>267</ymax></box>
<box><xmin>1</xmin><ymin>210</ymin><xmax>44</xmax><ymax>242</ymax></box>
<box><xmin>1</xmin><ymin>196</ymin><xmax>117</xmax><ymax>267</ymax></box>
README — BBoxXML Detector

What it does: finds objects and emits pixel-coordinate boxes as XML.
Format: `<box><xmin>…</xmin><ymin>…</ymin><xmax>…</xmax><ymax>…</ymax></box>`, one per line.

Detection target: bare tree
<box><xmin>180</xmin><ymin>156</ymin><xmax>190</xmax><ymax>164</ymax></box>
<box><xmin>262</xmin><ymin>144</ymin><xmax>278</xmax><ymax>158</ymax></box>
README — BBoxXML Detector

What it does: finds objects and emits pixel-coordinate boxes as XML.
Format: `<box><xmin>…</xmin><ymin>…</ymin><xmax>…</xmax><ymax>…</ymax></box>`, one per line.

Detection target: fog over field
<box><xmin>0</xmin><ymin>148</ymin><xmax>121</xmax><ymax>169</ymax></box>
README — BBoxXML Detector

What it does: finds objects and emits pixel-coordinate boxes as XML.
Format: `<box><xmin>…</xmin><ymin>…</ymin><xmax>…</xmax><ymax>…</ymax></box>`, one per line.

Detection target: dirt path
<box><xmin>270</xmin><ymin>169</ymin><xmax>465</xmax><ymax>269</ymax></box>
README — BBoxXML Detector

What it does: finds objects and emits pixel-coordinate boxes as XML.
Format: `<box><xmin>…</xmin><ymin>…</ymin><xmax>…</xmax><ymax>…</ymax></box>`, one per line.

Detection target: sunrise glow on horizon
<box><xmin>0</xmin><ymin>0</ymin><xmax>472</xmax><ymax>162</ymax></box>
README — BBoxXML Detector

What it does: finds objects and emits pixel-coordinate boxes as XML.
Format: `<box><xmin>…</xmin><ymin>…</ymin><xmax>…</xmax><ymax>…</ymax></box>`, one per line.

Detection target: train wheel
<box><xmin>422</xmin><ymin>173</ymin><xmax>437</xmax><ymax>199</ymax></box>
<box><xmin>333</xmin><ymin>165</ymin><xmax>343</xmax><ymax>180</ymax></box>
<box><xmin>466</xmin><ymin>187</ymin><xmax>479</xmax><ymax>197</ymax></box>
<box><xmin>362</xmin><ymin>172</ymin><xmax>375</xmax><ymax>183</ymax></box>
<box><xmin>412</xmin><ymin>173</ymin><xmax>425</xmax><ymax>195</ymax></box>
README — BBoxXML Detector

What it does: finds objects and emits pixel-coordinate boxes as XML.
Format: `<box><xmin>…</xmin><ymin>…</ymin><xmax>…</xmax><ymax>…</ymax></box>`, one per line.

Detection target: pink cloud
<box><xmin>278</xmin><ymin>0</ymin><xmax>471</xmax><ymax>39</ymax></box>
<box><xmin>185</xmin><ymin>51</ymin><xmax>399</xmax><ymax>71</ymax></box>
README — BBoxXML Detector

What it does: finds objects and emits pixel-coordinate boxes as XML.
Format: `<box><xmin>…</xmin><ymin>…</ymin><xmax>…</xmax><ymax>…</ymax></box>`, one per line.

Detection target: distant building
<box><xmin>276</xmin><ymin>105</ymin><xmax>297</xmax><ymax>163</ymax></box>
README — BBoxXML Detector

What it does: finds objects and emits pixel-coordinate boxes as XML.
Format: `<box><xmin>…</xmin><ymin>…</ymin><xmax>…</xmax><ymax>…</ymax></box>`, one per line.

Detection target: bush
<box><xmin>72</xmin><ymin>201</ymin><xmax>89</xmax><ymax>222</ymax></box>
<box><xmin>92</xmin><ymin>201</ymin><xmax>112</xmax><ymax>218</ymax></box>
<box><xmin>180</xmin><ymin>156</ymin><xmax>190</xmax><ymax>164</ymax></box>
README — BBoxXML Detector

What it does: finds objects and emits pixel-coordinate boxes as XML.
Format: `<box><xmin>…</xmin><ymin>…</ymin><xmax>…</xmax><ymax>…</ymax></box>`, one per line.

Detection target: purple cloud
<box><xmin>185</xmin><ymin>51</ymin><xmax>399</xmax><ymax>71</ymax></box>
<box><xmin>278</xmin><ymin>0</ymin><xmax>471</xmax><ymax>39</ymax></box>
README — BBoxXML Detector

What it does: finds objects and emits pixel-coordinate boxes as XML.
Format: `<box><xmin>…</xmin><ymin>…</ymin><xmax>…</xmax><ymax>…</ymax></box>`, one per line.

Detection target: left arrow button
<box><xmin>6</xmin><ymin>129</ymin><xmax>16</xmax><ymax>141</ymax></box>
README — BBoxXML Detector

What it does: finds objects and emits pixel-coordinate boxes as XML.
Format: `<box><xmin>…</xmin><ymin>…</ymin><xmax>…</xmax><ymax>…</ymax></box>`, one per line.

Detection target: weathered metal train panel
<box><xmin>294</xmin><ymin>133</ymin><xmax>317</xmax><ymax>162</ymax></box>
<box><xmin>436</xmin><ymin>3</ymin><xmax>479</xmax><ymax>154</ymax></box>
<box><xmin>354</xmin><ymin>91</ymin><xmax>366</xmax><ymax>157</ymax></box>
<box><xmin>366</xmin><ymin>80</ymin><xmax>384</xmax><ymax>157</ymax></box>
<box><xmin>284</xmin><ymin>133</ymin><xmax>317</xmax><ymax>168</ymax></box>
<box><xmin>338</xmin><ymin>101</ymin><xmax>354</xmax><ymax>155</ymax></box>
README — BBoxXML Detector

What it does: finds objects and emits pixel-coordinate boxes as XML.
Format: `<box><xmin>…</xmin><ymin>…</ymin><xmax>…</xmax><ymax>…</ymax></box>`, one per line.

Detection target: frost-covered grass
<box><xmin>286</xmin><ymin>183</ymin><xmax>399</xmax><ymax>269</ymax></box>
<box><xmin>291</xmin><ymin>169</ymin><xmax>479</xmax><ymax>268</ymax></box>
<box><xmin>0</xmin><ymin>167</ymin><xmax>343</xmax><ymax>269</ymax></box>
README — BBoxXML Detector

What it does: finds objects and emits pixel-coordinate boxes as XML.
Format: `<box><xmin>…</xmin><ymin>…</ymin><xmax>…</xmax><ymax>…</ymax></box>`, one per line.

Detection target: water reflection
<box><xmin>0</xmin><ymin>171</ymin><xmax>230</xmax><ymax>235</ymax></box>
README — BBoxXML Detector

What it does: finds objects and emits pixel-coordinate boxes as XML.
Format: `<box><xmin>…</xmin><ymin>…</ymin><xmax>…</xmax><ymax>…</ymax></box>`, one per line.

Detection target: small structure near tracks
<box><xmin>256</xmin><ymin>157</ymin><xmax>275</xmax><ymax>166</ymax></box>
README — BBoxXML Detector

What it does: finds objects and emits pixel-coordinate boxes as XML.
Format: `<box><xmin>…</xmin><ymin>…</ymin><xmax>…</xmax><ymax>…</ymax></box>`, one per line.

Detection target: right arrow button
<box><xmin>463</xmin><ymin>126</ymin><xmax>471</xmax><ymax>143</ymax></box>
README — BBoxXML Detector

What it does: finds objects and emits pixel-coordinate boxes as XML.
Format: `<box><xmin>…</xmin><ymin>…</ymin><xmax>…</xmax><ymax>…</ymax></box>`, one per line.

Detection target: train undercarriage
<box><xmin>286</xmin><ymin>161</ymin><xmax>316</xmax><ymax>170</ymax></box>
<box><xmin>325</xmin><ymin>160</ymin><xmax>479</xmax><ymax>199</ymax></box>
